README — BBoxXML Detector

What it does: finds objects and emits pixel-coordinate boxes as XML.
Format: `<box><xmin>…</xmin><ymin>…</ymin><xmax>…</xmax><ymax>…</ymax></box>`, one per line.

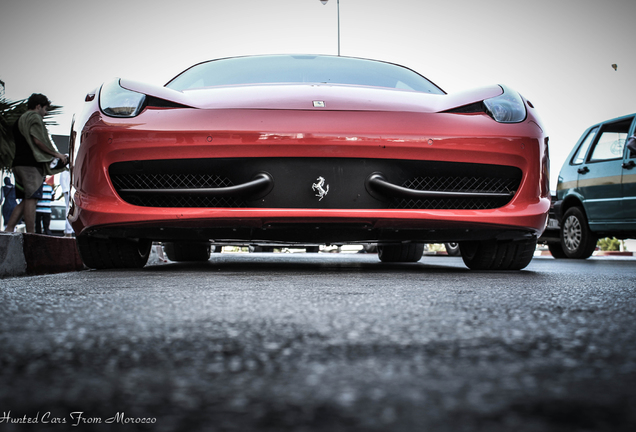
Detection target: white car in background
<box><xmin>15</xmin><ymin>201</ymin><xmax>68</xmax><ymax>235</ymax></box>
<box><xmin>49</xmin><ymin>201</ymin><xmax>68</xmax><ymax>236</ymax></box>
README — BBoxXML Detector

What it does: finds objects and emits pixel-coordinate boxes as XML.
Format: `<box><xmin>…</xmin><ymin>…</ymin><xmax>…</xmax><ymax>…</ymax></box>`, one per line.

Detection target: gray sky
<box><xmin>1</xmin><ymin>0</ymin><xmax>635</xmax><ymax>189</ymax></box>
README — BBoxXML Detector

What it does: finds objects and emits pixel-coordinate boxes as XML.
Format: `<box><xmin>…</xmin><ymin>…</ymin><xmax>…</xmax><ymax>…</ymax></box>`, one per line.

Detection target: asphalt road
<box><xmin>1</xmin><ymin>253</ymin><xmax>636</xmax><ymax>432</ymax></box>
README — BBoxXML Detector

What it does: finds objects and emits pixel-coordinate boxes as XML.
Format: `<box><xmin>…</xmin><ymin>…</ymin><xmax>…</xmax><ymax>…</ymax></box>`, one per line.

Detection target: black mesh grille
<box><xmin>390</xmin><ymin>175</ymin><xmax>520</xmax><ymax>210</ymax></box>
<box><xmin>112</xmin><ymin>172</ymin><xmax>234</xmax><ymax>190</ymax></box>
<box><xmin>109</xmin><ymin>158</ymin><xmax>522</xmax><ymax>210</ymax></box>
<box><xmin>110</xmin><ymin>173</ymin><xmax>246</xmax><ymax>208</ymax></box>
<box><xmin>403</xmin><ymin>175</ymin><xmax>519</xmax><ymax>194</ymax></box>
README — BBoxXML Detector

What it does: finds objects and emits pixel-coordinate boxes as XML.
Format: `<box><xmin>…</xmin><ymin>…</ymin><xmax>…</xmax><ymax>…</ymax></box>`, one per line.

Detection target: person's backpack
<box><xmin>0</xmin><ymin>120</ymin><xmax>30</xmax><ymax>170</ymax></box>
<box><xmin>0</xmin><ymin>119</ymin><xmax>16</xmax><ymax>170</ymax></box>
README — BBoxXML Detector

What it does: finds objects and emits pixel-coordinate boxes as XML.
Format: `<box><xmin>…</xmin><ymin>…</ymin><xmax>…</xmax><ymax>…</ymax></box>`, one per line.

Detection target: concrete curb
<box><xmin>0</xmin><ymin>233</ymin><xmax>27</xmax><ymax>277</ymax></box>
<box><xmin>1</xmin><ymin>232</ymin><xmax>84</xmax><ymax>278</ymax></box>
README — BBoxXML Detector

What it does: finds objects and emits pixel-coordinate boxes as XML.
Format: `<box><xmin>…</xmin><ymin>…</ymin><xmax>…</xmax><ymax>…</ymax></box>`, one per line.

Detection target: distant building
<box><xmin>0</xmin><ymin>79</ymin><xmax>5</xmax><ymax>99</ymax></box>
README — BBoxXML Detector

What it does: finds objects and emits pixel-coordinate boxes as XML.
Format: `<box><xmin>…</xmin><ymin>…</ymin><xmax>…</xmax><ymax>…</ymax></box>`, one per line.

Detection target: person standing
<box><xmin>1</xmin><ymin>177</ymin><xmax>17</xmax><ymax>229</ymax></box>
<box><xmin>628</xmin><ymin>135</ymin><xmax>636</xmax><ymax>156</ymax></box>
<box><xmin>3</xmin><ymin>93</ymin><xmax>67</xmax><ymax>233</ymax></box>
<box><xmin>59</xmin><ymin>168</ymin><xmax>74</xmax><ymax>236</ymax></box>
<box><xmin>35</xmin><ymin>177</ymin><xmax>53</xmax><ymax>235</ymax></box>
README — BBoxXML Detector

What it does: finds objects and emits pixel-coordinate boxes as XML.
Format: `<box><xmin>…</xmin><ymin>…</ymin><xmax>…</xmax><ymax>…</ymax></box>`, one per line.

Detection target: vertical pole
<box><xmin>337</xmin><ymin>0</ymin><xmax>341</xmax><ymax>56</ymax></box>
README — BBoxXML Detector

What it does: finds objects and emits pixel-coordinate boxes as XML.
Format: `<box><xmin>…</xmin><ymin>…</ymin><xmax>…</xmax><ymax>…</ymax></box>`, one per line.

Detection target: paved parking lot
<box><xmin>1</xmin><ymin>254</ymin><xmax>635</xmax><ymax>431</ymax></box>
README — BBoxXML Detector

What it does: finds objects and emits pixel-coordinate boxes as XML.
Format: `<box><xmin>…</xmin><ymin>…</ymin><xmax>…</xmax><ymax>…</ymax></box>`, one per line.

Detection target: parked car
<box><xmin>551</xmin><ymin>113</ymin><xmax>636</xmax><ymax>258</ymax></box>
<box><xmin>49</xmin><ymin>201</ymin><xmax>67</xmax><ymax>236</ymax></box>
<box><xmin>15</xmin><ymin>201</ymin><xmax>67</xmax><ymax>236</ymax></box>
<box><xmin>68</xmin><ymin>54</ymin><xmax>549</xmax><ymax>270</ymax></box>
<box><xmin>537</xmin><ymin>193</ymin><xmax>561</xmax><ymax>254</ymax></box>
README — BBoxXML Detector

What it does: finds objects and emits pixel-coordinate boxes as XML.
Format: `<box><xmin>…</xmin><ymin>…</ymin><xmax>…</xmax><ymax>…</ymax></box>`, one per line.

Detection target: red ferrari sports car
<box><xmin>68</xmin><ymin>54</ymin><xmax>550</xmax><ymax>270</ymax></box>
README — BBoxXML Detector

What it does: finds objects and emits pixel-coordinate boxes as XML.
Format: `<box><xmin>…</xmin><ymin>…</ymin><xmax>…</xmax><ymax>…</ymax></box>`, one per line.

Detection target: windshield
<box><xmin>166</xmin><ymin>55</ymin><xmax>444</xmax><ymax>94</ymax></box>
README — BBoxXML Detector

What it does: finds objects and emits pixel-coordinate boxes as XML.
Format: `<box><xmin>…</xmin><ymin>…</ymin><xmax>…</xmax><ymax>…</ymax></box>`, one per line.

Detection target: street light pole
<box><xmin>320</xmin><ymin>0</ymin><xmax>340</xmax><ymax>56</ymax></box>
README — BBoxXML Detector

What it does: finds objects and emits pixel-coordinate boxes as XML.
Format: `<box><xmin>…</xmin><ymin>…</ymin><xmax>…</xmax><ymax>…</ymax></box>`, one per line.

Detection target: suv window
<box><xmin>589</xmin><ymin>131</ymin><xmax>626</xmax><ymax>162</ymax></box>
<box><xmin>572</xmin><ymin>127</ymin><xmax>598</xmax><ymax>165</ymax></box>
<box><xmin>585</xmin><ymin>117</ymin><xmax>633</xmax><ymax>163</ymax></box>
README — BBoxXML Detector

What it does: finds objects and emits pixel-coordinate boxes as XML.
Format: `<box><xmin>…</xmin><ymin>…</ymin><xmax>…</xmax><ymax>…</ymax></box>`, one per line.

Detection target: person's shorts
<box><xmin>13</xmin><ymin>166</ymin><xmax>44</xmax><ymax>200</ymax></box>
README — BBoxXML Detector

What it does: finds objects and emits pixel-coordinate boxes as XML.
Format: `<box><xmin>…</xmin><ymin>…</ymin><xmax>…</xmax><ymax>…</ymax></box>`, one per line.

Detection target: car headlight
<box><xmin>99</xmin><ymin>79</ymin><xmax>146</xmax><ymax>118</ymax></box>
<box><xmin>483</xmin><ymin>85</ymin><xmax>526</xmax><ymax>123</ymax></box>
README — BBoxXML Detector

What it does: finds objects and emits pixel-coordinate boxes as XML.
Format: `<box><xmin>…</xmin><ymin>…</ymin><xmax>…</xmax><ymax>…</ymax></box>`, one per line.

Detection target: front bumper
<box><xmin>69</xmin><ymin>107</ymin><xmax>550</xmax><ymax>243</ymax></box>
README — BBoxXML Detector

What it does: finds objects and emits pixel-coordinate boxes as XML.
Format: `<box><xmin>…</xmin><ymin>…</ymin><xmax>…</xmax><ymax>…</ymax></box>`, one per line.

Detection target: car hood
<box><xmin>120</xmin><ymin>79</ymin><xmax>503</xmax><ymax>113</ymax></box>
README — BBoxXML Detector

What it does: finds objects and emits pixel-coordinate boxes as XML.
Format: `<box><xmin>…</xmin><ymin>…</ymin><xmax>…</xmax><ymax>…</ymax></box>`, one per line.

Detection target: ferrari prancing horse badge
<box><xmin>312</xmin><ymin>176</ymin><xmax>329</xmax><ymax>201</ymax></box>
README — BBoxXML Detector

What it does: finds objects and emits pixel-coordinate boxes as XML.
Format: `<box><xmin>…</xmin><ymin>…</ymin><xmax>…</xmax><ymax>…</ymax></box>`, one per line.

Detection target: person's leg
<box><xmin>3</xmin><ymin>201</ymin><xmax>25</xmax><ymax>232</ymax></box>
<box><xmin>63</xmin><ymin>192</ymin><xmax>73</xmax><ymax>236</ymax></box>
<box><xmin>35</xmin><ymin>212</ymin><xmax>43</xmax><ymax>234</ymax></box>
<box><xmin>9</xmin><ymin>167</ymin><xmax>44</xmax><ymax>233</ymax></box>
<box><xmin>43</xmin><ymin>213</ymin><xmax>52</xmax><ymax>235</ymax></box>
<box><xmin>2</xmin><ymin>204</ymin><xmax>14</xmax><ymax>229</ymax></box>
<box><xmin>22</xmin><ymin>198</ymin><xmax>38</xmax><ymax>233</ymax></box>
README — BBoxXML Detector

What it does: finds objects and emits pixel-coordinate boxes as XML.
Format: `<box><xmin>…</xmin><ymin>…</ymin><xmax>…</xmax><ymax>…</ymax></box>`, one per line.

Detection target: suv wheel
<box><xmin>560</xmin><ymin>207</ymin><xmax>597</xmax><ymax>259</ymax></box>
<box><xmin>547</xmin><ymin>242</ymin><xmax>567</xmax><ymax>258</ymax></box>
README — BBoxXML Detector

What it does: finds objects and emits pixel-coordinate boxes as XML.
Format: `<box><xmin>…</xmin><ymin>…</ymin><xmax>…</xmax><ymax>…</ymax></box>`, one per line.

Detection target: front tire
<box><xmin>164</xmin><ymin>242</ymin><xmax>211</xmax><ymax>262</ymax></box>
<box><xmin>378</xmin><ymin>243</ymin><xmax>424</xmax><ymax>263</ymax></box>
<box><xmin>460</xmin><ymin>238</ymin><xmax>536</xmax><ymax>270</ymax></box>
<box><xmin>76</xmin><ymin>236</ymin><xmax>152</xmax><ymax>269</ymax></box>
<box><xmin>560</xmin><ymin>207</ymin><xmax>597</xmax><ymax>259</ymax></box>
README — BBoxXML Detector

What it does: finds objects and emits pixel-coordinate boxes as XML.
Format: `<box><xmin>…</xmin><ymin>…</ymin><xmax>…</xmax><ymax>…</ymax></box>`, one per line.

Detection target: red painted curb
<box><xmin>594</xmin><ymin>251</ymin><xmax>634</xmax><ymax>256</ymax></box>
<box><xmin>22</xmin><ymin>234</ymin><xmax>85</xmax><ymax>275</ymax></box>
